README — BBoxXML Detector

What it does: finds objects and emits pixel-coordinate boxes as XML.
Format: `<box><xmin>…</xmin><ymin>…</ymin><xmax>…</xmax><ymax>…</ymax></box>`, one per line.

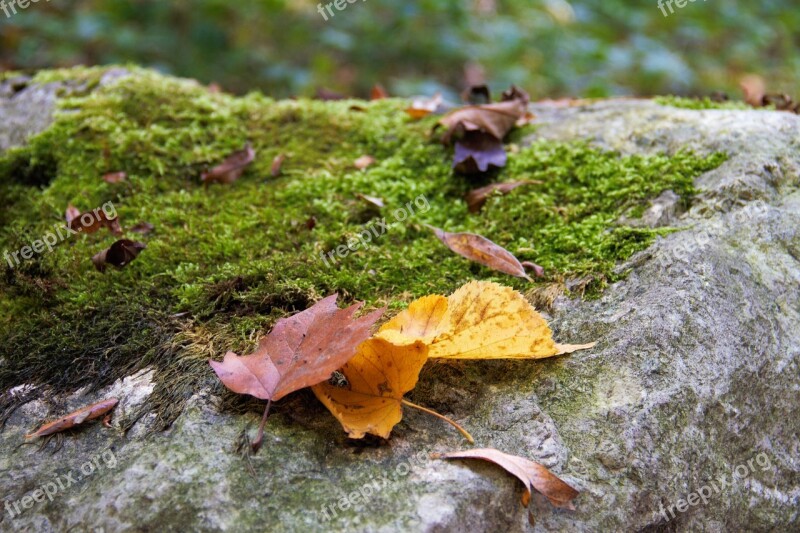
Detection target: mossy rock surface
<box><xmin>0</xmin><ymin>68</ymin><xmax>798</xmax><ymax>531</ymax></box>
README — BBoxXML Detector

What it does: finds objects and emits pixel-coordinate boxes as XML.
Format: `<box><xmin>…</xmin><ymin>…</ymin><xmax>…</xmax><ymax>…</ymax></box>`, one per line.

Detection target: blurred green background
<box><xmin>1</xmin><ymin>0</ymin><xmax>797</xmax><ymax>99</ymax></box>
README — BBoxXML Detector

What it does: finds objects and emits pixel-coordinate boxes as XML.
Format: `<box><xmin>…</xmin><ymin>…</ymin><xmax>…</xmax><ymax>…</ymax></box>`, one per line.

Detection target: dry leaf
<box><xmin>315</xmin><ymin>87</ymin><xmax>346</xmax><ymax>101</ymax></box>
<box><xmin>356</xmin><ymin>193</ymin><xmax>385</xmax><ymax>208</ymax></box>
<box><xmin>270</xmin><ymin>153</ymin><xmax>286</xmax><ymax>177</ymax></box>
<box><xmin>453</xmin><ymin>131</ymin><xmax>507</xmax><ymax>174</ymax></box>
<box><xmin>501</xmin><ymin>85</ymin><xmax>530</xmax><ymax>105</ymax></box>
<box><xmin>354</xmin><ymin>155</ymin><xmax>376</xmax><ymax>170</ymax></box>
<box><xmin>92</xmin><ymin>239</ymin><xmax>146</xmax><ymax>272</ymax></box>
<box><xmin>65</xmin><ymin>204</ymin><xmax>81</xmax><ymax>227</ymax></box>
<box><xmin>465</xmin><ymin>180</ymin><xmax>541</xmax><ymax>212</ymax></box>
<box><xmin>740</xmin><ymin>74</ymin><xmax>766</xmax><ymax>107</ymax></box>
<box><xmin>371</xmin><ymin>84</ymin><xmax>388</xmax><ymax>100</ymax></box>
<box><xmin>405</xmin><ymin>93</ymin><xmax>444</xmax><ymax>119</ymax></box>
<box><xmin>521</xmin><ymin>261</ymin><xmax>545</xmax><ymax>278</ymax></box>
<box><xmin>427</xmin><ymin>225</ymin><xmax>531</xmax><ymax>281</ymax></box>
<box><xmin>66</xmin><ymin>205</ymin><xmax>123</xmax><ymax>236</ymax></box>
<box><xmin>438</xmin><ymin>99</ymin><xmax>527</xmax><ymax>144</ymax></box>
<box><xmin>26</xmin><ymin>398</ymin><xmax>118</xmax><ymax>438</ymax></box>
<box><xmin>102</xmin><ymin>171</ymin><xmax>127</xmax><ymax>184</ymax></box>
<box><xmin>380</xmin><ymin>281</ymin><xmax>596</xmax><ymax>359</ymax></box>
<box><xmin>435</xmin><ymin>448</ymin><xmax>579</xmax><ymax>511</ymax></box>
<box><xmin>311</xmin><ymin>337</ymin><xmax>428</xmax><ymax>439</ymax></box>
<box><xmin>201</xmin><ymin>144</ymin><xmax>255</xmax><ymax>184</ymax></box>
<box><xmin>129</xmin><ymin>222</ymin><xmax>155</xmax><ymax>235</ymax></box>
<box><xmin>461</xmin><ymin>84</ymin><xmax>491</xmax><ymax>105</ymax></box>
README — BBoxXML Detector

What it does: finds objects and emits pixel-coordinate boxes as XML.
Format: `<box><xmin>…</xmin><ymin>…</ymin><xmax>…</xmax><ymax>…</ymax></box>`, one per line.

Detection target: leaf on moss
<box><xmin>465</xmin><ymin>180</ymin><xmax>542</xmax><ymax>212</ymax></box>
<box><xmin>26</xmin><ymin>398</ymin><xmax>118</xmax><ymax>438</ymax></box>
<box><xmin>405</xmin><ymin>93</ymin><xmax>444</xmax><ymax>119</ymax></box>
<box><xmin>427</xmin><ymin>225</ymin><xmax>531</xmax><ymax>281</ymax></box>
<box><xmin>435</xmin><ymin>447</ymin><xmax>579</xmax><ymax>513</ymax></box>
<box><xmin>129</xmin><ymin>222</ymin><xmax>155</xmax><ymax>235</ymax></box>
<box><xmin>370</xmin><ymin>84</ymin><xmax>388</xmax><ymax>100</ymax></box>
<box><xmin>453</xmin><ymin>132</ymin><xmax>507</xmax><ymax>173</ymax></box>
<box><xmin>102</xmin><ymin>171</ymin><xmax>127</xmax><ymax>184</ymax></box>
<box><xmin>270</xmin><ymin>153</ymin><xmax>286</xmax><ymax>177</ymax></box>
<box><xmin>201</xmin><ymin>144</ymin><xmax>255</xmax><ymax>184</ymax></box>
<box><xmin>376</xmin><ymin>294</ymin><xmax>449</xmax><ymax>346</ymax></box>
<box><xmin>354</xmin><ymin>155</ymin><xmax>376</xmax><ymax>170</ymax></box>
<box><xmin>92</xmin><ymin>239</ymin><xmax>146</xmax><ymax>272</ymax></box>
<box><xmin>66</xmin><ymin>204</ymin><xmax>123</xmax><ymax>236</ymax></box>
<box><xmin>438</xmin><ymin>99</ymin><xmax>527</xmax><ymax>144</ymax></box>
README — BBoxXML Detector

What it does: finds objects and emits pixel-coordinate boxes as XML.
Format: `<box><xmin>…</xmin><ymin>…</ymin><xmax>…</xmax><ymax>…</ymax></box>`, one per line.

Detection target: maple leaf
<box><xmin>209</xmin><ymin>294</ymin><xmax>383</xmax><ymax>451</ymax></box>
<box><xmin>313</xmin><ymin>337</ymin><xmax>474</xmax><ymax>442</ymax></box>
<box><xmin>378</xmin><ymin>281</ymin><xmax>596</xmax><ymax>359</ymax></box>
<box><xmin>427</xmin><ymin>225</ymin><xmax>532</xmax><ymax>281</ymax></box>
<box><xmin>435</xmin><ymin>447</ymin><xmax>579</xmax><ymax>523</ymax></box>
<box><xmin>26</xmin><ymin>398</ymin><xmax>118</xmax><ymax>438</ymax></box>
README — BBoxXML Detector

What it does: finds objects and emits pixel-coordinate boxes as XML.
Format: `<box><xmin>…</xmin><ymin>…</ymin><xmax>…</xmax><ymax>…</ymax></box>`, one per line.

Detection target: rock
<box><xmin>0</xmin><ymin>77</ymin><xmax>798</xmax><ymax>532</ymax></box>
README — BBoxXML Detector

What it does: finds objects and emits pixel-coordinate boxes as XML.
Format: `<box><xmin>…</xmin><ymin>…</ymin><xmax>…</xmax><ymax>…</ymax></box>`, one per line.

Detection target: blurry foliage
<box><xmin>1</xmin><ymin>0</ymin><xmax>798</xmax><ymax>98</ymax></box>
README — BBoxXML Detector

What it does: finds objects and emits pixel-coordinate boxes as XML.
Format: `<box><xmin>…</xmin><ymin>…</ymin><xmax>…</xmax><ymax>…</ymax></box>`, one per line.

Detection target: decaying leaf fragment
<box><xmin>452</xmin><ymin>132</ymin><xmax>507</xmax><ymax>173</ymax></box>
<box><xmin>210</xmin><ymin>294</ymin><xmax>383</xmax><ymax>450</ymax></box>
<box><xmin>354</xmin><ymin>155</ymin><xmax>376</xmax><ymax>170</ymax></box>
<box><xmin>465</xmin><ymin>180</ymin><xmax>542</xmax><ymax>213</ymax></box>
<box><xmin>435</xmin><ymin>448</ymin><xmax>579</xmax><ymax>516</ymax></box>
<box><xmin>92</xmin><ymin>239</ymin><xmax>146</xmax><ymax>272</ymax></box>
<box><xmin>66</xmin><ymin>204</ymin><xmax>123</xmax><ymax>236</ymax></box>
<box><xmin>378</xmin><ymin>281</ymin><xmax>596</xmax><ymax>359</ymax></box>
<box><xmin>427</xmin><ymin>225</ymin><xmax>531</xmax><ymax>281</ymax></box>
<box><xmin>201</xmin><ymin>144</ymin><xmax>255</xmax><ymax>184</ymax></box>
<box><xmin>405</xmin><ymin>93</ymin><xmax>444</xmax><ymax>119</ymax></box>
<box><xmin>270</xmin><ymin>153</ymin><xmax>286</xmax><ymax>177</ymax></box>
<box><xmin>102</xmin><ymin>171</ymin><xmax>127</xmax><ymax>184</ymax></box>
<box><xmin>26</xmin><ymin>398</ymin><xmax>118</xmax><ymax>438</ymax></box>
<box><xmin>438</xmin><ymin>99</ymin><xmax>527</xmax><ymax>144</ymax></box>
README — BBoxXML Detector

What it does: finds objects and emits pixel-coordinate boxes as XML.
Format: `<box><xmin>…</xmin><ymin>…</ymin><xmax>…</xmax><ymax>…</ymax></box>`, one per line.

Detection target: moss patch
<box><xmin>0</xmin><ymin>67</ymin><xmax>724</xmax><ymax>428</ymax></box>
<box><xmin>654</xmin><ymin>95</ymin><xmax>753</xmax><ymax>111</ymax></box>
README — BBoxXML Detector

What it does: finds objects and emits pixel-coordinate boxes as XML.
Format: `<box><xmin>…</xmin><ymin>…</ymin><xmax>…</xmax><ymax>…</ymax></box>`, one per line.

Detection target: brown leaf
<box><xmin>315</xmin><ymin>87</ymin><xmax>346</xmax><ymax>101</ymax></box>
<box><xmin>305</xmin><ymin>216</ymin><xmax>317</xmax><ymax>230</ymax></box>
<box><xmin>521</xmin><ymin>261</ymin><xmax>545</xmax><ymax>277</ymax></box>
<box><xmin>740</xmin><ymin>74</ymin><xmax>766</xmax><ymax>107</ymax></box>
<box><xmin>66</xmin><ymin>205</ymin><xmax>123</xmax><ymax>236</ymax></box>
<box><xmin>201</xmin><ymin>144</ymin><xmax>255</xmax><ymax>184</ymax></box>
<box><xmin>92</xmin><ymin>239</ymin><xmax>146</xmax><ymax>272</ymax></box>
<box><xmin>209</xmin><ymin>295</ymin><xmax>384</xmax><ymax>402</ymax></box>
<box><xmin>354</xmin><ymin>155</ymin><xmax>376</xmax><ymax>170</ymax></box>
<box><xmin>438</xmin><ymin>99</ymin><xmax>527</xmax><ymax>144</ymax></box>
<box><xmin>461</xmin><ymin>84</ymin><xmax>491</xmax><ymax>105</ymax></box>
<box><xmin>465</xmin><ymin>180</ymin><xmax>542</xmax><ymax>212</ymax></box>
<box><xmin>427</xmin><ymin>225</ymin><xmax>531</xmax><ymax>281</ymax></box>
<box><xmin>102</xmin><ymin>171</ymin><xmax>127</xmax><ymax>184</ymax></box>
<box><xmin>405</xmin><ymin>93</ymin><xmax>444</xmax><ymax>119</ymax></box>
<box><xmin>435</xmin><ymin>448</ymin><xmax>579</xmax><ymax>511</ymax></box>
<box><xmin>129</xmin><ymin>222</ymin><xmax>155</xmax><ymax>235</ymax></box>
<box><xmin>26</xmin><ymin>398</ymin><xmax>118</xmax><ymax>438</ymax></box>
<box><xmin>356</xmin><ymin>193</ymin><xmax>385</xmax><ymax>208</ymax></box>
<box><xmin>370</xmin><ymin>84</ymin><xmax>388</xmax><ymax>100</ymax></box>
<box><xmin>453</xmin><ymin>131</ymin><xmax>507</xmax><ymax>174</ymax></box>
<box><xmin>501</xmin><ymin>85</ymin><xmax>530</xmax><ymax>105</ymax></box>
<box><xmin>270</xmin><ymin>153</ymin><xmax>286</xmax><ymax>177</ymax></box>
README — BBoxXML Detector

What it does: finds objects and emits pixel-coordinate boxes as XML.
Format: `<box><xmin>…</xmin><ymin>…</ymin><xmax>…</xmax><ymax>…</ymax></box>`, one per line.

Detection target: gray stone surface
<box><xmin>1</xmin><ymin>83</ymin><xmax>798</xmax><ymax>532</ymax></box>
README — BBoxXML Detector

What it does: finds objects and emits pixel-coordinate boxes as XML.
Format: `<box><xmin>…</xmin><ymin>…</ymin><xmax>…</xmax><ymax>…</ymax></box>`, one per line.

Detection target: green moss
<box><xmin>0</xmin><ymin>67</ymin><xmax>724</xmax><ymax>427</ymax></box>
<box><xmin>654</xmin><ymin>95</ymin><xmax>753</xmax><ymax>111</ymax></box>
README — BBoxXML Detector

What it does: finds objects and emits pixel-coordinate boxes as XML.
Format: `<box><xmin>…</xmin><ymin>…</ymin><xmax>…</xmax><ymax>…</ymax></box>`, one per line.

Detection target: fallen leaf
<box><xmin>405</xmin><ymin>93</ymin><xmax>444</xmax><ymax>119</ymax></box>
<box><xmin>438</xmin><ymin>99</ymin><xmax>527</xmax><ymax>144</ymax></box>
<box><xmin>26</xmin><ymin>398</ymin><xmax>118</xmax><ymax>438</ymax></box>
<box><xmin>370</xmin><ymin>84</ymin><xmax>388</xmax><ymax>100</ymax></box>
<box><xmin>501</xmin><ymin>85</ymin><xmax>530</xmax><ymax>105</ymax></box>
<box><xmin>465</xmin><ymin>180</ymin><xmax>541</xmax><ymax>212</ymax></box>
<box><xmin>102</xmin><ymin>171</ymin><xmax>127</xmax><ymax>184</ymax></box>
<box><xmin>521</xmin><ymin>261</ymin><xmax>545</xmax><ymax>278</ymax></box>
<box><xmin>376</xmin><ymin>295</ymin><xmax>449</xmax><ymax>346</ymax></box>
<box><xmin>201</xmin><ymin>144</ymin><xmax>255</xmax><ymax>184</ymax></box>
<box><xmin>740</xmin><ymin>74</ymin><xmax>766</xmax><ymax>107</ymax></box>
<box><xmin>311</xmin><ymin>337</ymin><xmax>429</xmax><ymax>439</ymax></box>
<box><xmin>92</xmin><ymin>239</ymin><xmax>146</xmax><ymax>272</ymax></box>
<box><xmin>210</xmin><ymin>295</ymin><xmax>383</xmax><ymax>450</ymax></box>
<box><xmin>453</xmin><ymin>131</ymin><xmax>507</xmax><ymax>173</ymax></box>
<box><xmin>435</xmin><ymin>448</ymin><xmax>579</xmax><ymax>511</ymax></box>
<box><xmin>66</xmin><ymin>205</ymin><xmax>123</xmax><ymax>236</ymax></box>
<box><xmin>461</xmin><ymin>84</ymin><xmax>491</xmax><ymax>105</ymax></box>
<box><xmin>129</xmin><ymin>222</ymin><xmax>155</xmax><ymax>235</ymax></box>
<box><xmin>270</xmin><ymin>153</ymin><xmax>286</xmax><ymax>177</ymax></box>
<box><xmin>315</xmin><ymin>87</ymin><xmax>346</xmax><ymax>101</ymax></box>
<box><xmin>356</xmin><ymin>193</ymin><xmax>385</xmax><ymax>208</ymax></box>
<box><xmin>354</xmin><ymin>155</ymin><xmax>376</xmax><ymax>170</ymax></box>
<box><xmin>305</xmin><ymin>216</ymin><xmax>317</xmax><ymax>230</ymax></box>
<box><xmin>65</xmin><ymin>204</ymin><xmax>81</xmax><ymax>227</ymax></box>
<box><xmin>427</xmin><ymin>225</ymin><xmax>531</xmax><ymax>281</ymax></box>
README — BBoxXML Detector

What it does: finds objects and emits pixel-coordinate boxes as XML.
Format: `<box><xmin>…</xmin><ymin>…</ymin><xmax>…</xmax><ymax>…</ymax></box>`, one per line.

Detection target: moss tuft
<box><xmin>654</xmin><ymin>95</ymin><xmax>753</xmax><ymax>111</ymax></box>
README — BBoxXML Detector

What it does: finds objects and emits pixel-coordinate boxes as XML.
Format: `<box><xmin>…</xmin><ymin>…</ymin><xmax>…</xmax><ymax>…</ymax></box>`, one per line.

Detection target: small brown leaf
<box><xmin>270</xmin><ymin>153</ymin><xmax>286</xmax><ymax>177</ymax></box>
<box><xmin>130</xmin><ymin>222</ymin><xmax>155</xmax><ymax>235</ymax></box>
<box><xmin>521</xmin><ymin>261</ymin><xmax>545</xmax><ymax>278</ymax></box>
<box><xmin>405</xmin><ymin>93</ymin><xmax>444</xmax><ymax>119</ymax></box>
<box><xmin>26</xmin><ymin>398</ymin><xmax>119</xmax><ymax>438</ymax></box>
<box><xmin>461</xmin><ymin>84</ymin><xmax>491</xmax><ymax>105</ymax></box>
<box><xmin>427</xmin><ymin>225</ymin><xmax>531</xmax><ymax>281</ymax></box>
<box><xmin>438</xmin><ymin>99</ymin><xmax>527</xmax><ymax>144</ymax></box>
<box><xmin>740</xmin><ymin>74</ymin><xmax>766</xmax><ymax>107</ymax></box>
<box><xmin>305</xmin><ymin>216</ymin><xmax>317</xmax><ymax>230</ymax></box>
<box><xmin>356</xmin><ymin>193</ymin><xmax>385</xmax><ymax>208</ymax></box>
<box><xmin>370</xmin><ymin>84</ymin><xmax>388</xmax><ymax>100</ymax></box>
<box><xmin>354</xmin><ymin>155</ymin><xmax>376</xmax><ymax>170</ymax></box>
<box><xmin>436</xmin><ymin>448</ymin><xmax>579</xmax><ymax>512</ymax></box>
<box><xmin>465</xmin><ymin>180</ymin><xmax>542</xmax><ymax>212</ymax></box>
<box><xmin>453</xmin><ymin>131</ymin><xmax>507</xmax><ymax>174</ymax></box>
<box><xmin>102</xmin><ymin>171</ymin><xmax>127</xmax><ymax>184</ymax></box>
<box><xmin>501</xmin><ymin>85</ymin><xmax>530</xmax><ymax>105</ymax></box>
<box><xmin>65</xmin><ymin>204</ymin><xmax>81</xmax><ymax>227</ymax></box>
<box><xmin>201</xmin><ymin>144</ymin><xmax>255</xmax><ymax>184</ymax></box>
<box><xmin>92</xmin><ymin>239</ymin><xmax>146</xmax><ymax>272</ymax></box>
<box><xmin>66</xmin><ymin>205</ymin><xmax>123</xmax><ymax>236</ymax></box>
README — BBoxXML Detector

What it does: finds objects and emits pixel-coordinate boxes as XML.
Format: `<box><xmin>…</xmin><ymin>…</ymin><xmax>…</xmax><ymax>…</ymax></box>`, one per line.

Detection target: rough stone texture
<box><xmin>1</xmin><ymin>81</ymin><xmax>798</xmax><ymax>532</ymax></box>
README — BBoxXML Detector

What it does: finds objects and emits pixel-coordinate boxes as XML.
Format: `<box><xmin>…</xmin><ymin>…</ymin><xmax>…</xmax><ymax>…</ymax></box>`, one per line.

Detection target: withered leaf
<box><xmin>521</xmin><ymin>261</ymin><xmax>545</xmax><ymax>278</ymax></box>
<box><xmin>405</xmin><ymin>93</ymin><xmax>444</xmax><ymax>119</ymax></box>
<box><xmin>356</xmin><ymin>193</ymin><xmax>385</xmax><ymax>208</ymax></box>
<box><xmin>465</xmin><ymin>180</ymin><xmax>542</xmax><ymax>212</ymax></box>
<box><xmin>740</xmin><ymin>74</ymin><xmax>766</xmax><ymax>107</ymax></box>
<box><xmin>201</xmin><ymin>144</ymin><xmax>255</xmax><ymax>184</ymax></box>
<box><xmin>129</xmin><ymin>222</ymin><xmax>155</xmax><ymax>235</ymax></box>
<box><xmin>427</xmin><ymin>225</ymin><xmax>531</xmax><ymax>281</ymax></box>
<box><xmin>92</xmin><ymin>239</ymin><xmax>146</xmax><ymax>272</ymax></box>
<box><xmin>435</xmin><ymin>448</ymin><xmax>579</xmax><ymax>513</ymax></box>
<box><xmin>453</xmin><ymin>131</ymin><xmax>507</xmax><ymax>174</ymax></box>
<box><xmin>270</xmin><ymin>153</ymin><xmax>286</xmax><ymax>177</ymax></box>
<box><xmin>102</xmin><ymin>171</ymin><xmax>127</xmax><ymax>184</ymax></box>
<box><xmin>26</xmin><ymin>398</ymin><xmax>118</xmax><ymax>438</ymax></box>
<box><xmin>461</xmin><ymin>84</ymin><xmax>491</xmax><ymax>105</ymax></box>
<box><xmin>209</xmin><ymin>295</ymin><xmax>384</xmax><ymax>403</ymax></box>
<box><xmin>438</xmin><ymin>99</ymin><xmax>527</xmax><ymax>144</ymax></box>
<box><xmin>354</xmin><ymin>155</ymin><xmax>376</xmax><ymax>170</ymax></box>
<box><xmin>66</xmin><ymin>204</ymin><xmax>123</xmax><ymax>236</ymax></box>
<box><xmin>370</xmin><ymin>84</ymin><xmax>388</xmax><ymax>100</ymax></box>
<box><xmin>501</xmin><ymin>85</ymin><xmax>530</xmax><ymax>105</ymax></box>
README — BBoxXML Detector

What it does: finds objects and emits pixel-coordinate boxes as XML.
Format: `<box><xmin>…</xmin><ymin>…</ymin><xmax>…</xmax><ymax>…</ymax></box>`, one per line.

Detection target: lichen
<box><xmin>0</xmin><ymin>67</ymin><xmax>725</xmax><ymax>427</ymax></box>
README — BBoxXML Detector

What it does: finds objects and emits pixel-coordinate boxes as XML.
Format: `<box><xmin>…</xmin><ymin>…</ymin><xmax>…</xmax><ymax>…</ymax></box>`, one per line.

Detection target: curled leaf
<box><xmin>26</xmin><ymin>398</ymin><xmax>118</xmax><ymax>438</ymax></box>
<box><xmin>66</xmin><ymin>205</ymin><xmax>123</xmax><ymax>236</ymax></box>
<box><xmin>356</xmin><ymin>193</ymin><xmax>385</xmax><ymax>208</ymax></box>
<box><xmin>354</xmin><ymin>155</ymin><xmax>376</xmax><ymax>170</ymax></box>
<box><xmin>201</xmin><ymin>144</ymin><xmax>255</xmax><ymax>184</ymax></box>
<box><xmin>92</xmin><ymin>239</ymin><xmax>146</xmax><ymax>272</ymax></box>
<box><xmin>102</xmin><ymin>171</ymin><xmax>127</xmax><ymax>184</ymax></box>
<box><xmin>521</xmin><ymin>261</ymin><xmax>545</xmax><ymax>278</ymax></box>
<box><xmin>405</xmin><ymin>93</ymin><xmax>444</xmax><ymax>119</ymax></box>
<box><xmin>270</xmin><ymin>153</ymin><xmax>286</xmax><ymax>177</ymax></box>
<box><xmin>370</xmin><ymin>84</ymin><xmax>388</xmax><ymax>100</ymax></box>
<box><xmin>438</xmin><ymin>99</ymin><xmax>527</xmax><ymax>144</ymax></box>
<box><xmin>427</xmin><ymin>225</ymin><xmax>531</xmax><ymax>281</ymax></box>
<box><xmin>465</xmin><ymin>180</ymin><xmax>542</xmax><ymax>213</ymax></box>
<box><xmin>453</xmin><ymin>131</ymin><xmax>507</xmax><ymax>174</ymax></box>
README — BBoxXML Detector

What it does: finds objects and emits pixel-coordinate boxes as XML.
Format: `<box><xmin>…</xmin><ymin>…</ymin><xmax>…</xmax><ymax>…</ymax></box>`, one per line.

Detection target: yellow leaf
<box><xmin>312</xmin><ymin>338</ymin><xmax>429</xmax><ymax>439</ymax></box>
<box><xmin>376</xmin><ymin>294</ymin><xmax>449</xmax><ymax>345</ymax></box>
<box><xmin>429</xmin><ymin>280</ymin><xmax>559</xmax><ymax>359</ymax></box>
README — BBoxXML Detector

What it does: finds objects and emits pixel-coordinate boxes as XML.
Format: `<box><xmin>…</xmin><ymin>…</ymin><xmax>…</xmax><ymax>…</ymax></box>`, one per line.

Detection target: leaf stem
<box><xmin>251</xmin><ymin>398</ymin><xmax>272</xmax><ymax>453</ymax></box>
<box><xmin>401</xmin><ymin>399</ymin><xmax>474</xmax><ymax>444</ymax></box>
